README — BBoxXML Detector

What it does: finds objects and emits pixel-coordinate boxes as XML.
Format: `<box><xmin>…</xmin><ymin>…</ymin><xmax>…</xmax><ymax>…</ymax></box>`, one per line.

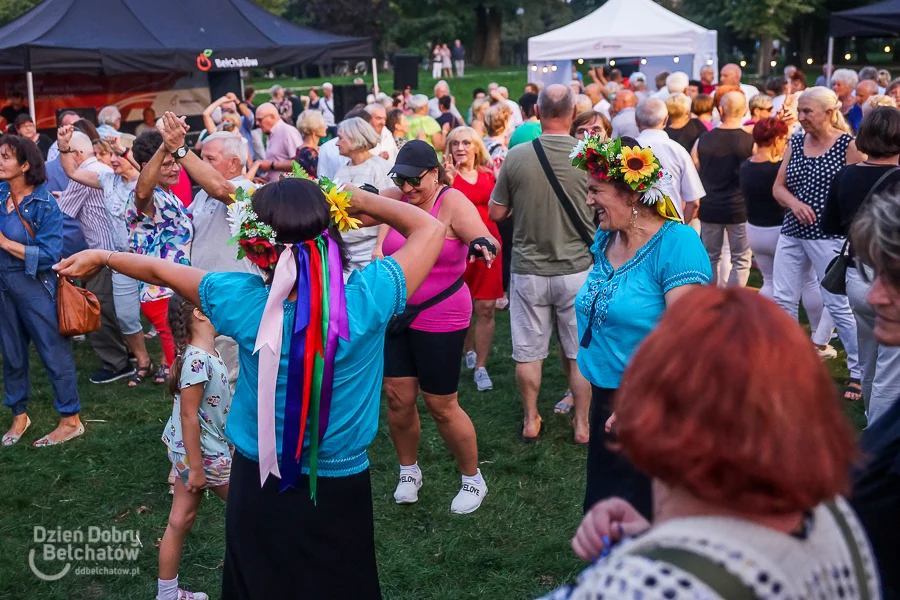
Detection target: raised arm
<box><xmin>134</xmin><ymin>142</ymin><xmax>166</xmax><ymax>217</ymax></box>
<box><xmin>344</xmin><ymin>185</ymin><xmax>446</xmax><ymax>298</ymax></box>
<box><xmin>202</xmin><ymin>96</ymin><xmax>229</xmax><ymax>137</ymax></box>
<box><xmin>57</xmin><ymin>125</ymin><xmax>101</xmax><ymax>189</ymax></box>
<box><xmin>55</xmin><ymin>250</ymin><xmax>205</xmax><ymax>308</ymax></box>
<box><xmin>160</xmin><ymin>112</ymin><xmax>236</xmax><ymax>204</ymax></box>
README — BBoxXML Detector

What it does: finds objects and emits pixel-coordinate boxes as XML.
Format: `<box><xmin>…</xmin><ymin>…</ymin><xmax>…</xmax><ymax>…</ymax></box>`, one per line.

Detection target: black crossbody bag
<box><xmin>532</xmin><ymin>138</ymin><xmax>595</xmax><ymax>248</ymax></box>
<box><xmin>387</xmin><ymin>276</ymin><xmax>465</xmax><ymax>335</ymax></box>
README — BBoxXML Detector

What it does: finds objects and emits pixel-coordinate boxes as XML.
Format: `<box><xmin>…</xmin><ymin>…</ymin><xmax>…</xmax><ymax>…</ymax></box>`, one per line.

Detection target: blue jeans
<box><xmin>0</xmin><ymin>269</ymin><xmax>80</xmax><ymax>416</ymax></box>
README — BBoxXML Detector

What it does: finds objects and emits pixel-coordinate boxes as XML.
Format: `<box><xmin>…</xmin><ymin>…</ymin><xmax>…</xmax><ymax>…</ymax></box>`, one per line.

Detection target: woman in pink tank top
<box><xmin>375</xmin><ymin>140</ymin><xmax>499</xmax><ymax>515</ymax></box>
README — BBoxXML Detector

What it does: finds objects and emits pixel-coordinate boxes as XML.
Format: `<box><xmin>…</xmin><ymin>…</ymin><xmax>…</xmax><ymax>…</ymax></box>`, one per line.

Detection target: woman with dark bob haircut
<box><xmin>55</xmin><ymin>108</ymin><xmax>448</xmax><ymax>599</ymax></box>
<box><xmin>0</xmin><ymin>134</ymin><xmax>82</xmax><ymax>448</ymax></box>
<box><xmin>540</xmin><ymin>287</ymin><xmax>881</xmax><ymax>600</ymax></box>
<box><xmin>823</xmin><ymin>105</ymin><xmax>900</xmax><ymax>419</ymax></box>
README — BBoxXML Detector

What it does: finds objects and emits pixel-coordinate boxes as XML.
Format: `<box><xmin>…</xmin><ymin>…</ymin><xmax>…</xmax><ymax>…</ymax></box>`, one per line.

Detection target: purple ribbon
<box><xmin>318</xmin><ymin>232</ymin><xmax>350</xmax><ymax>443</ymax></box>
<box><xmin>279</xmin><ymin>247</ymin><xmax>310</xmax><ymax>491</ymax></box>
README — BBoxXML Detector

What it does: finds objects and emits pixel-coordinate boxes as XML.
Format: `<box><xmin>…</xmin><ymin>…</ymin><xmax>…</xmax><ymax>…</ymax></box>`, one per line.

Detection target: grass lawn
<box><xmin>0</xmin><ymin>284</ymin><xmax>865</xmax><ymax>599</ymax></box>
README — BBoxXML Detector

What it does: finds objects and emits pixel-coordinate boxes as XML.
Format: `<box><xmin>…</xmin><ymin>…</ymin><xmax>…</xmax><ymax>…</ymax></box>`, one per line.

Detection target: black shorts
<box><xmin>383</xmin><ymin>327</ymin><xmax>467</xmax><ymax>395</ymax></box>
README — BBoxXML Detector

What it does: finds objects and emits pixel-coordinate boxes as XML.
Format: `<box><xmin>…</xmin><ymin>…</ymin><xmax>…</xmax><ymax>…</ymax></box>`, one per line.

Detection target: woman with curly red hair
<box><xmin>542</xmin><ymin>287</ymin><xmax>880</xmax><ymax>600</ymax></box>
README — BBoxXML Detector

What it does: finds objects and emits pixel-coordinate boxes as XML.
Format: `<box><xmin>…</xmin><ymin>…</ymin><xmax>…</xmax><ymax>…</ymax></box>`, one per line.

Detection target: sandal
<box><xmin>554</xmin><ymin>391</ymin><xmax>574</xmax><ymax>414</ymax></box>
<box><xmin>843</xmin><ymin>379</ymin><xmax>863</xmax><ymax>402</ymax></box>
<box><xmin>128</xmin><ymin>362</ymin><xmax>153</xmax><ymax>387</ymax></box>
<box><xmin>153</xmin><ymin>364</ymin><xmax>169</xmax><ymax>385</ymax></box>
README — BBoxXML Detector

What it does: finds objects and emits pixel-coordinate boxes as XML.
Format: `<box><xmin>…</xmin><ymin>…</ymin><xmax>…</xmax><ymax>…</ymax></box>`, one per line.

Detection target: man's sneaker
<box><xmin>394</xmin><ymin>470</ymin><xmax>423</xmax><ymax>504</ymax></box>
<box><xmin>817</xmin><ymin>344</ymin><xmax>838</xmax><ymax>360</ymax></box>
<box><xmin>474</xmin><ymin>367</ymin><xmax>493</xmax><ymax>391</ymax></box>
<box><xmin>451</xmin><ymin>477</ymin><xmax>487</xmax><ymax>514</ymax></box>
<box><xmin>465</xmin><ymin>351</ymin><xmax>477</xmax><ymax>370</ymax></box>
<box><xmin>90</xmin><ymin>366</ymin><xmax>135</xmax><ymax>384</ymax></box>
<box><xmin>157</xmin><ymin>589</ymin><xmax>208</xmax><ymax>600</ymax></box>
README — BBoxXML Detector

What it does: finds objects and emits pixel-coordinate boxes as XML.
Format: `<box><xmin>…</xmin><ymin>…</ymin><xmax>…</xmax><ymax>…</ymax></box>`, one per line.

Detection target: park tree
<box><xmin>685</xmin><ymin>0</ymin><xmax>816</xmax><ymax>75</ymax></box>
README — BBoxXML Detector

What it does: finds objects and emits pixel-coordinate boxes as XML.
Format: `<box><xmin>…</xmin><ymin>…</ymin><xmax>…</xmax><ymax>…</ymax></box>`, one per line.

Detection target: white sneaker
<box><xmin>465</xmin><ymin>351</ymin><xmax>477</xmax><ymax>370</ymax></box>
<box><xmin>817</xmin><ymin>344</ymin><xmax>838</xmax><ymax>360</ymax></box>
<box><xmin>394</xmin><ymin>469</ymin><xmax>423</xmax><ymax>504</ymax></box>
<box><xmin>474</xmin><ymin>367</ymin><xmax>493</xmax><ymax>391</ymax></box>
<box><xmin>451</xmin><ymin>476</ymin><xmax>487</xmax><ymax>514</ymax></box>
<box><xmin>157</xmin><ymin>589</ymin><xmax>208</xmax><ymax>600</ymax></box>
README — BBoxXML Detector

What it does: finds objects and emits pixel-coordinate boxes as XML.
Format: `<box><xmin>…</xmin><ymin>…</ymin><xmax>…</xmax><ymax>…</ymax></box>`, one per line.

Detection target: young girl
<box><xmin>158</xmin><ymin>295</ymin><xmax>232</xmax><ymax>600</ymax></box>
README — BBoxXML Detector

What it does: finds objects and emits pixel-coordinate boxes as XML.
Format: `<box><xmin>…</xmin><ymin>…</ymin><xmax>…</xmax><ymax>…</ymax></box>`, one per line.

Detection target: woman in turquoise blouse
<box><xmin>570</xmin><ymin>135</ymin><xmax>712</xmax><ymax>519</ymax></box>
<box><xmin>55</xmin><ymin>171</ymin><xmax>447</xmax><ymax>599</ymax></box>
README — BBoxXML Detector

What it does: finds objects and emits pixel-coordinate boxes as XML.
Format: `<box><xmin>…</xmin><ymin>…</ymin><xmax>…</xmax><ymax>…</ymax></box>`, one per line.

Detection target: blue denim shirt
<box><xmin>0</xmin><ymin>182</ymin><xmax>64</xmax><ymax>294</ymax></box>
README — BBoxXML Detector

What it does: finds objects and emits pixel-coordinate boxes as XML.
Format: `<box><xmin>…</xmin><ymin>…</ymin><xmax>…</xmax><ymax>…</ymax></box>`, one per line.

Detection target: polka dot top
<box><xmin>782</xmin><ymin>132</ymin><xmax>851</xmax><ymax>240</ymax></box>
<box><xmin>540</xmin><ymin>498</ymin><xmax>881</xmax><ymax>600</ymax></box>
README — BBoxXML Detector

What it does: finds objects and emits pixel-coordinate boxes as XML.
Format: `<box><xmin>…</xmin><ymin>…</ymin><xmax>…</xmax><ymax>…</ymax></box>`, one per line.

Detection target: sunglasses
<box><xmin>391</xmin><ymin>172</ymin><xmax>428</xmax><ymax>188</ymax></box>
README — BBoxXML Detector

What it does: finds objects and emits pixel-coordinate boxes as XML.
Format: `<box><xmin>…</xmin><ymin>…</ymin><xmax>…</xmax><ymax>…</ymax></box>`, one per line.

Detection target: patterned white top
<box><xmin>782</xmin><ymin>133</ymin><xmax>851</xmax><ymax>240</ymax></box>
<box><xmin>541</xmin><ymin>498</ymin><xmax>880</xmax><ymax>600</ymax></box>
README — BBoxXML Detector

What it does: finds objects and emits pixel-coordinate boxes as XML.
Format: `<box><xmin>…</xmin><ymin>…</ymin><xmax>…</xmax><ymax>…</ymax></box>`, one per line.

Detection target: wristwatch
<box><xmin>171</xmin><ymin>146</ymin><xmax>188</xmax><ymax>160</ymax></box>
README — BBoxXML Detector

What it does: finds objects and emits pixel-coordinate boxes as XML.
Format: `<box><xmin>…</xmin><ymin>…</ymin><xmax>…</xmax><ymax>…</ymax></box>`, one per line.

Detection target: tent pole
<box><xmin>826</xmin><ymin>37</ymin><xmax>834</xmax><ymax>87</ymax></box>
<box><xmin>26</xmin><ymin>71</ymin><xmax>36</xmax><ymax>122</ymax></box>
<box><xmin>372</xmin><ymin>58</ymin><xmax>379</xmax><ymax>95</ymax></box>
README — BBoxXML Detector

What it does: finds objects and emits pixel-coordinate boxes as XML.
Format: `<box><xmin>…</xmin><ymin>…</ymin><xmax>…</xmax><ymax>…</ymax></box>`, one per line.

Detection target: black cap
<box><xmin>389</xmin><ymin>140</ymin><xmax>440</xmax><ymax>178</ymax></box>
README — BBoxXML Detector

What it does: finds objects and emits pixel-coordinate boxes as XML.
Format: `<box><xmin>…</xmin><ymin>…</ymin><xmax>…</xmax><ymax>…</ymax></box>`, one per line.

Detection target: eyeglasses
<box><xmin>391</xmin><ymin>172</ymin><xmax>427</xmax><ymax>187</ymax></box>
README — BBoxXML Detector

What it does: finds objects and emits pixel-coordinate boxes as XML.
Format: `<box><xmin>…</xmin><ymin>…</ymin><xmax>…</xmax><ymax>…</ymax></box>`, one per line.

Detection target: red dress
<box><xmin>452</xmin><ymin>170</ymin><xmax>503</xmax><ymax>300</ymax></box>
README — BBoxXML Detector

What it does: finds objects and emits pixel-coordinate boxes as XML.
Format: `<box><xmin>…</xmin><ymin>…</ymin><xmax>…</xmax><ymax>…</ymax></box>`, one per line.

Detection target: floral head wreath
<box><xmin>225</xmin><ymin>161</ymin><xmax>361</xmax><ymax>502</ymax></box>
<box><xmin>569</xmin><ymin>135</ymin><xmax>682</xmax><ymax>223</ymax></box>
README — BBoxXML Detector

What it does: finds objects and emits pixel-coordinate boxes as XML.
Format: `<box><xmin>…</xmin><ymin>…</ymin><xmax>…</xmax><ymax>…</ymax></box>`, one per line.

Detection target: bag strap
<box><xmin>406</xmin><ymin>276</ymin><xmax>464</xmax><ymax>312</ymax></box>
<box><xmin>632</xmin><ymin>546</ymin><xmax>758</xmax><ymax>600</ymax></box>
<box><xmin>532</xmin><ymin>138</ymin><xmax>594</xmax><ymax>248</ymax></box>
<box><xmin>824</xmin><ymin>501</ymin><xmax>871</xmax><ymax>600</ymax></box>
<box><xmin>10</xmin><ymin>195</ymin><xmax>35</xmax><ymax>239</ymax></box>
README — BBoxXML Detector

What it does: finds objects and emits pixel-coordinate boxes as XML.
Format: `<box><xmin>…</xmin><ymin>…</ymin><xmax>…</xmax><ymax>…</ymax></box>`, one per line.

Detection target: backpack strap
<box><xmin>824</xmin><ymin>501</ymin><xmax>871</xmax><ymax>600</ymax></box>
<box><xmin>632</xmin><ymin>546</ymin><xmax>758</xmax><ymax>600</ymax></box>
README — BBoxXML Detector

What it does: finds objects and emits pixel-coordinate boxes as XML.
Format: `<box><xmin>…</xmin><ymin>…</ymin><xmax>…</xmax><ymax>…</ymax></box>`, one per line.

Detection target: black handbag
<box><xmin>822</xmin><ymin>167</ymin><xmax>899</xmax><ymax>295</ymax></box>
<box><xmin>387</xmin><ymin>276</ymin><xmax>465</xmax><ymax>335</ymax></box>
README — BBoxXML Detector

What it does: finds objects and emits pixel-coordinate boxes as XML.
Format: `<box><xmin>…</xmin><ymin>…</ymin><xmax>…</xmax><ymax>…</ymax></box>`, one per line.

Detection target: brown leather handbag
<box><xmin>12</xmin><ymin>198</ymin><xmax>101</xmax><ymax>336</ymax></box>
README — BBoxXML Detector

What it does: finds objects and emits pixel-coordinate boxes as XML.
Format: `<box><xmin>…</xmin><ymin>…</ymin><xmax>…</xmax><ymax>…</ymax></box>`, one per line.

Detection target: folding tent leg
<box><xmin>26</xmin><ymin>71</ymin><xmax>36</xmax><ymax>122</ymax></box>
<box><xmin>826</xmin><ymin>37</ymin><xmax>834</xmax><ymax>88</ymax></box>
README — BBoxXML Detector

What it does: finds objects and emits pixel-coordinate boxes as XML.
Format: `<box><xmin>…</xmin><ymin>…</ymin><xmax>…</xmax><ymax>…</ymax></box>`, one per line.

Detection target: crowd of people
<box><xmin>1</xmin><ymin>58</ymin><xmax>900</xmax><ymax>599</ymax></box>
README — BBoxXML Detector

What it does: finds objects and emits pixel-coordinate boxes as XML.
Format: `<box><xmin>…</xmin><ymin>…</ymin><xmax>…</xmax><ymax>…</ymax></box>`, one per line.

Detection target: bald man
<box><xmin>856</xmin><ymin>79</ymin><xmax>879</xmax><ymax>108</ymax></box>
<box><xmin>255</xmin><ymin>102</ymin><xmax>303</xmax><ymax>182</ymax></box>
<box><xmin>719</xmin><ymin>63</ymin><xmax>760</xmax><ymax>107</ymax></box>
<box><xmin>611</xmin><ymin>89</ymin><xmax>639</xmax><ymax>138</ymax></box>
<box><xmin>585</xmin><ymin>83</ymin><xmax>611</xmax><ymax>118</ymax></box>
<box><xmin>691</xmin><ymin>90</ymin><xmax>754</xmax><ymax>288</ymax></box>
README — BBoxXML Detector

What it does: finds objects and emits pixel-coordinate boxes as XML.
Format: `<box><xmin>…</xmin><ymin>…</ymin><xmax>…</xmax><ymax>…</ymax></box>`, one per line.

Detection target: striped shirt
<box><xmin>57</xmin><ymin>157</ymin><xmax>117</xmax><ymax>251</ymax></box>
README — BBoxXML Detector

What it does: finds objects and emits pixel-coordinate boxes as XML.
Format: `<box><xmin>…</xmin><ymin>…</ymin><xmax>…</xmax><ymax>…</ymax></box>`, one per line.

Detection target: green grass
<box><xmin>0</xmin><ymin>288</ymin><xmax>865</xmax><ymax>599</ymax></box>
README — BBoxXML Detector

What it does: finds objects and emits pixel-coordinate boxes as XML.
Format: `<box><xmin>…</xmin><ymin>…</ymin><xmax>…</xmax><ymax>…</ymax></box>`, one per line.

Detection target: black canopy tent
<box><xmin>827</xmin><ymin>0</ymin><xmax>900</xmax><ymax>85</ymax></box>
<box><xmin>0</xmin><ymin>0</ymin><xmax>372</xmax><ymax>120</ymax></box>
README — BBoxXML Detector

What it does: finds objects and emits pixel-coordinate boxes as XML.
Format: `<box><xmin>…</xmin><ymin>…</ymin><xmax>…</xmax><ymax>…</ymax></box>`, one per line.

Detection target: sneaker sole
<box><xmin>451</xmin><ymin>491</ymin><xmax>488</xmax><ymax>515</ymax></box>
<box><xmin>90</xmin><ymin>370</ymin><xmax>136</xmax><ymax>384</ymax></box>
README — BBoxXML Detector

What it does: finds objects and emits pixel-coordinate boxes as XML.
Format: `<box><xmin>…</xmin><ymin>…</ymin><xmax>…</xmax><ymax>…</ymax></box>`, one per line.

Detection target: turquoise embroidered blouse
<box><xmin>199</xmin><ymin>257</ymin><xmax>407</xmax><ymax>478</ymax></box>
<box><xmin>575</xmin><ymin>221</ymin><xmax>712</xmax><ymax>389</ymax></box>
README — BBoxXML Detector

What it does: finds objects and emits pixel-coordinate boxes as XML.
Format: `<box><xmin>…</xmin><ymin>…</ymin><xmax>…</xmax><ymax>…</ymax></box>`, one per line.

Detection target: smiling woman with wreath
<box><xmin>571</xmin><ymin>134</ymin><xmax>712</xmax><ymax>518</ymax></box>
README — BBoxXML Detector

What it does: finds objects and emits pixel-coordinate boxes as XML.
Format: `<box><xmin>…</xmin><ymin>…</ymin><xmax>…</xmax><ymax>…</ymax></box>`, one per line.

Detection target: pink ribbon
<box><xmin>253</xmin><ymin>245</ymin><xmax>297</xmax><ymax>485</ymax></box>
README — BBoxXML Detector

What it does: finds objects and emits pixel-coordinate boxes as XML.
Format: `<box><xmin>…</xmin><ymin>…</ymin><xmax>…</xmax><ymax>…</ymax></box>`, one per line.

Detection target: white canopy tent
<box><xmin>527</xmin><ymin>0</ymin><xmax>717</xmax><ymax>85</ymax></box>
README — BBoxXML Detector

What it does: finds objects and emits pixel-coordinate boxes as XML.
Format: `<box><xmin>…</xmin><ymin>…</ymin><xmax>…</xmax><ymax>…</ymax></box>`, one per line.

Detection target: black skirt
<box><xmin>584</xmin><ymin>386</ymin><xmax>653</xmax><ymax>520</ymax></box>
<box><xmin>222</xmin><ymin>452</ymin><xmax>382</xmax><ymax>600</ymax></box>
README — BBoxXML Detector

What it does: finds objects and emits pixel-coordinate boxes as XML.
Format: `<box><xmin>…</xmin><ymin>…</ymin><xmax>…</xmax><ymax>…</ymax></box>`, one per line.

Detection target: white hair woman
<box><xmin>862</xmin><ymin>94</ymin><xmax>897</xmax><ymax>117</ymax></box>
<box><xmin>406</xmin><ymin>94</ymin><xmax>445</xmax><ymax>152</ymax></box>
<box><xmin>772</xmin><ymin>86</ymin><xmax>865</xmax><ymax>400</ymax></box>
<box><xmin>832</xmin><ymin>68</ymin><xmax>863</xmax><ymax>131</ymax></box>
<box><xmin>335</xmin><ymin>117</ymin><xmax>392</xmax><ymax>273</ymax></box>
<box><xmin>295</xmin><ymin>109</ymin><xmax>327</xmax><ymax>178</ymax></box>
<box><xmin>97</xmin><ymin>105</ymin><xmax>121</xmax><ymax>136</ymax></box>
<box><xmin>744</xmin><ymin>93</ymin><xmax>774</xmax><ymax>130</ymax></box>
<box><xmin>663</xmin><ymin>92</ymin><xmax>705</xmax><ymax>153</ymax></box>
<box><xmin>444</xmin><ymin>127</ymin><xmax>502</xmax><ymax>391</ymax></box>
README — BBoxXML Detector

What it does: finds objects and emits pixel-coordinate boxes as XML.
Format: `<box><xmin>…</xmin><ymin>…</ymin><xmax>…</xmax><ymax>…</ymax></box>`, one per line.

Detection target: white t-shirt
<box><xmin>316</xmin><ymin>138</ymin><xmax>348</xmax><ymax>179</ymax></box>
<box><xmin>334</xmin><ymin>156</ymin><xmax>393</xmax><ymax>271</ymax></box>
<box><xmin>189</xmin><ymin>176</ymin><xmax>262</xmax><ymax>275</ymax></box>
<box><xmin>636</xmin><ymin>129</ymin><xmax>705</xmax><ymax>220</ymax></box>
<box><xmin>593</xmin><ymin>99</ymin><xmax>611</xmax><ymax>119</ymax></box>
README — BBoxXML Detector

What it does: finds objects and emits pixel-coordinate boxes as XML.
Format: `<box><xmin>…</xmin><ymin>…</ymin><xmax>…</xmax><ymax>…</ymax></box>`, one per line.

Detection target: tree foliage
<box><xmin>0</xmin><ymin>0</ymin><xmax>41</xmax><ymax>26</ymax></box>
<box><xmin>252</xmin><ymin>0</ymin><xmax>289</xmax><ymax>16</ymax></box>
<box><xmin>685</xmin><ymin>0</ymin><xmax>816</xmax><ymax>42</ymax></box>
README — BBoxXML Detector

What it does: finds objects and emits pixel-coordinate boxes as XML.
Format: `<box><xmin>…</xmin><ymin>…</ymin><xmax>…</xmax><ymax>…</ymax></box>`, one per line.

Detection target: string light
<box><xmin>706</xmin><ymin>59</ymin><xmax>713</xmax><ymax>65</ymax></box>
<box><xmin>609</xmin><ymin>59</ymin><xmax>616</xmax><ymax>66</ymax></box>
<box><xmin>886</xmin><ymin>46</ymin><xmax>892</xmax><ymax>53</ymax></box>
<box><xmin>551</xmin><ymin>65</ymin><xmax>558</xmax><ymax>72</ymax></box>
<box><xmin>673</xmin><ymin>56</ymin><xmax>679</xmax><ymax>63</ymax></box>
<box><xmin>844</xmin><ymin>53</ymin><xmax>852</xmax><ymax>60</ymax></box>
<box><xmin>770</xmin><ymin>60</ymin><xmax>777</xmax><ymax>67</ymax></box>
<box><xmin>542</xmin><ymin>66</ymin><xmax>549</xmax><ymax>73</ymax></box>
<box><xmin>739</xmin><ymin>60</ymin><xmax>746</xmax><ymax>67</ymax></box>
<box><xmin>806</xmin><ymin>58</ymin><xmax>813</xmax><ymax>65</ymax></box>
<box><xmin>640</xmin><ymin>58</ymin><xmax>647</xmax><ymax>65</ymax></box>
<box><xmin>577</xmin><ymin>58</ymin><xmax>584</xmax><ymax>64</ymax></box>
<box><xmin>530</xmin><ymin>64</ymin><xmax>537</xmax><ymax>72</ymax></box>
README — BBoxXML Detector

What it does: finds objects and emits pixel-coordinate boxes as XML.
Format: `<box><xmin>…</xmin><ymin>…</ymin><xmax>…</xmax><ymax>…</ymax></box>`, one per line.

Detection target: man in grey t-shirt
<box><xmin>489</xmin><ymin>84</ymin><xmax>595</xmax><ymax>445</ymax></box>
<box><xmin>161</xmin><ymin>124</ymin><xmax>261</xmax><ymax>390</ymax></box>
